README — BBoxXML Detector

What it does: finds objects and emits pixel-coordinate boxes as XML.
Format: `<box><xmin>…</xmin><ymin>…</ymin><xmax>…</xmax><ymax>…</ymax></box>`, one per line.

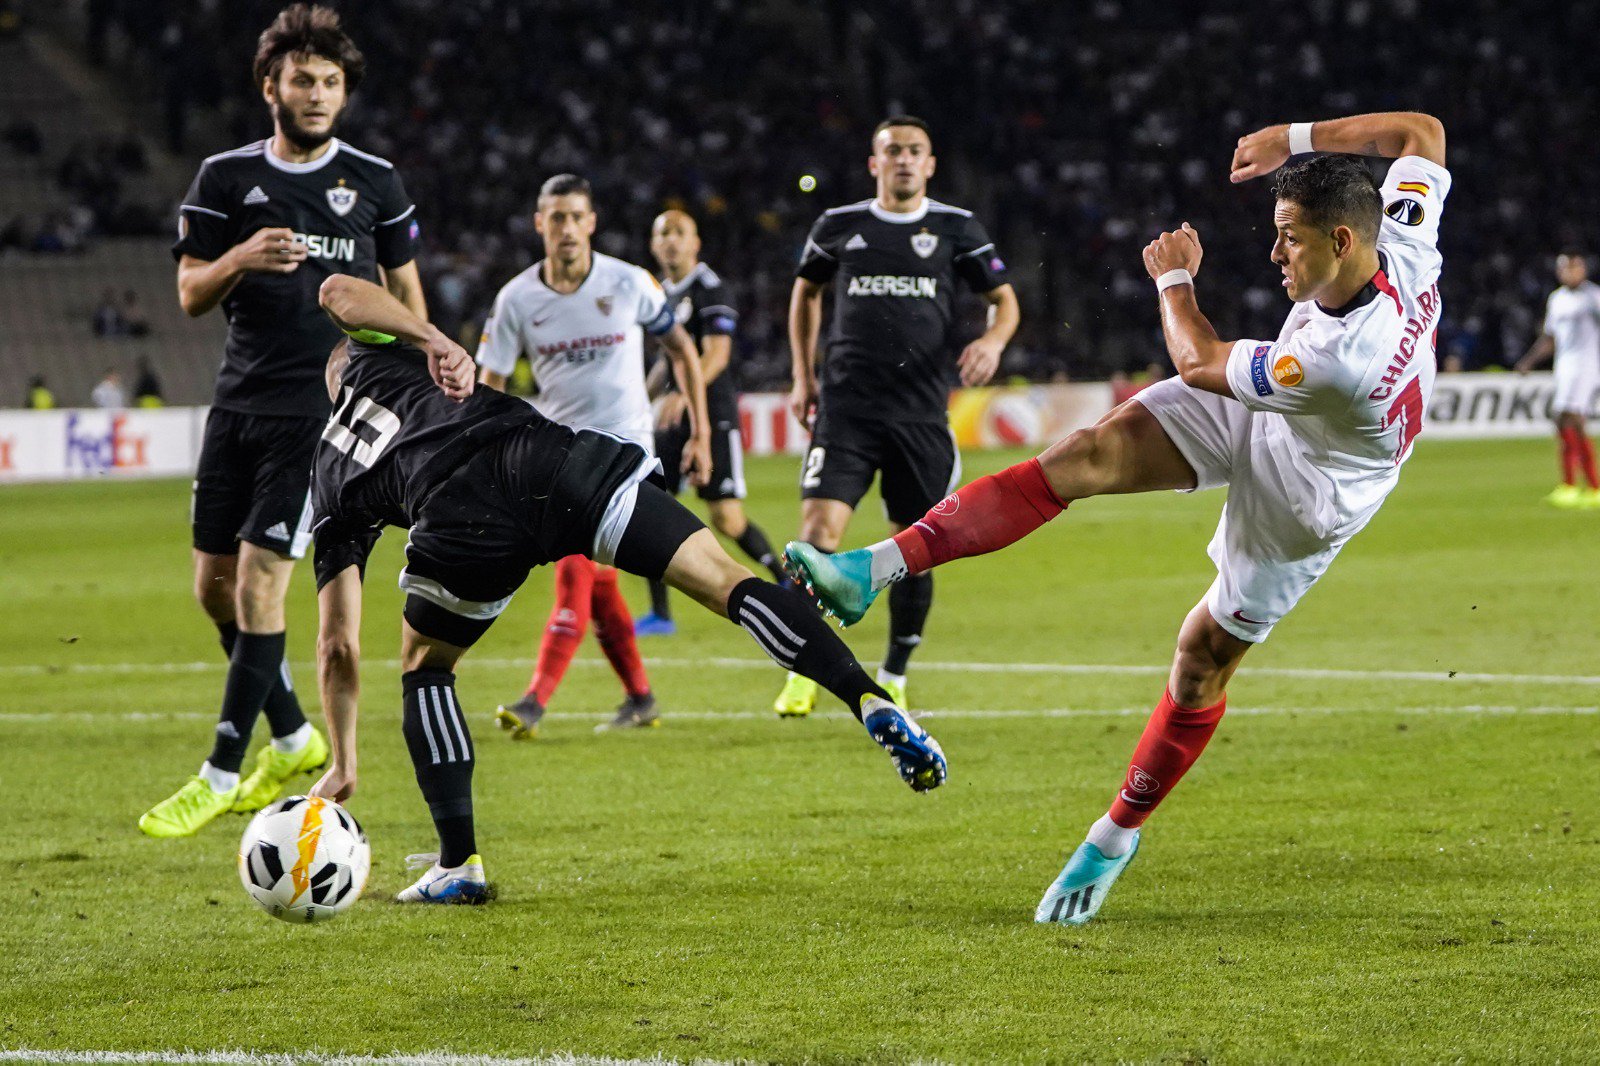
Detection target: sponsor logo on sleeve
<box><xmin>407</xmin><ymin>218</ymin><xmax>420</xmax><ymax>241</ymax></box>
<box><xmin>988</xmin><ymin>255</ymin><xmax>1006</xmax><ymax>272</ymax></box>
<box><xmin>1272</xmin><ymin>354</ymin><xmax>1304</xmax><ymax>387</ymax></box>
<box><xmin>1385</xmin><ymin>198</ymin><xmax>1425</xmax><ymax>226</ymax></box>
<box><xmin>1248</xmin><ymin>344</ymin><xmax>1275</xmax><ymax>396</ymax></box>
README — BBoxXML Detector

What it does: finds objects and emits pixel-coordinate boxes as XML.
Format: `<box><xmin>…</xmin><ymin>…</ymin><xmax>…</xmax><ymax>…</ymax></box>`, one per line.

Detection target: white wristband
<box><xmin>1155</xmin><ymin>268</ymin><xmax>1193</xmax><ymax>292</ymax></box>
<box><xmin>1288</xmin><ymin>122</ymin><xmax>1315</xmax><ymax>156</ymax></box>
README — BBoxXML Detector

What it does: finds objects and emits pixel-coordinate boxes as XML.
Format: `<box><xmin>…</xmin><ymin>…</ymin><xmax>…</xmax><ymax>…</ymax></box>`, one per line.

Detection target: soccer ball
<box><xmin>238</xmin><ymin>795</ymin><xmax>370</xmax><ymax>923</ymax></box>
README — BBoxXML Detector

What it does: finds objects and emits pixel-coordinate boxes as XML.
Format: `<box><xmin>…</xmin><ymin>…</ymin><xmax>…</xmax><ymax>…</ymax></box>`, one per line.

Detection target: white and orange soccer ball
<box><xmin>238</xmin><ymin>795</ymin><xmax>370</xmax><ymax>923</ymax></box>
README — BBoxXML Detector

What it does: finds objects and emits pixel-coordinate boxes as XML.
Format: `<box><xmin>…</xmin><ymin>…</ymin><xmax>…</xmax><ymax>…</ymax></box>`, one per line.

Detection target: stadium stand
<box><xmin>6</xmin><ymin>0</ymin><xmax>1598</xmax><ymax>403</ymax></box>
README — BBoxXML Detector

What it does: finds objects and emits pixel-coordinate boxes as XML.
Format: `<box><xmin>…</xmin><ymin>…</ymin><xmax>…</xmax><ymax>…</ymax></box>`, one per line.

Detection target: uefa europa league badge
<box><xmin>911</xmin><ymin>229</ymin><xmax>938</xmax><ymax>258</ymax></box>
<box><xmin>326</xmin><ymin>180</ymin><xmax>359</xmax><ymax>217</ymax></box>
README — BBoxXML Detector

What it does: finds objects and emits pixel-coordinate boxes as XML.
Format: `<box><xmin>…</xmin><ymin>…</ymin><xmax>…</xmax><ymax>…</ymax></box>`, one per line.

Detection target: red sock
<box><xmin>527</xmin><ymin>555</ymin><xmax>595</xmax><ymax>705</ymax></box>
<box><xmin>1577</xmin><ymin>431</ymin><xmax>1600</xmax><ymax>489</ymax></box>
<box><xmin>1559</xmin><ymin>426</ymin><xmax>1580</xmax><ymax>486</ymax></box>
<box><xmin>1107</xmin><ymin>690</ymin><xmax>1227</xmax><ymax>829</ymax></box>
<box><xmin>590</xmin><ymin>567</ymin><xmax>651</xmax><ymax>698</ymax></box>
<box><xmin>892</xmin><ymin>457</ymin><xmax>1067</xmax><ymax>574</ymax></box>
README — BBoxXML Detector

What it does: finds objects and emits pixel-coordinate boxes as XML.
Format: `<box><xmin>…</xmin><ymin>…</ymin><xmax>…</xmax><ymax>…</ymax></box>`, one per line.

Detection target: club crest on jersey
<box><xmin>911</xmin><ymin>229</ymin><xmax>939</xmax><ymax>258</ymax></box>
<box><xmin>596</xmin><ymin>295</ymin><xmax>614</xmax><ymax>316</ymax></box>
<box><xmin>325</xmin><ymin>181</ymin><xmax>358</xmax><ymax>217</ymax></box>
<box><xmin>1273</xmin><ymin>354</ymin><xmax>1304</xmax><ymax>387</ymax></box>
<box><xmin>1385</xmin><ymin>198</ymin><xmax>1424</xmax><ymax>226</ymax></box>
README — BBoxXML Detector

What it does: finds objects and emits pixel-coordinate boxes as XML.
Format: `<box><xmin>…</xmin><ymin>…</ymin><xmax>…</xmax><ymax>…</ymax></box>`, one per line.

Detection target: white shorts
<box><xmin>1135</xmin><ymin>378</ymin><xmax>1386</xmax><ymax>643</ymax></box>
<box><xmin>1552</xmin><ymin>355</ymin><xmax>1599</xmax><ymax>416</ymax></box>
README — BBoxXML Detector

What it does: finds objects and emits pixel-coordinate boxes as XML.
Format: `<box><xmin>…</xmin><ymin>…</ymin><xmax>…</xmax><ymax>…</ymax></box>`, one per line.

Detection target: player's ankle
<box><xmin>1086</xmin><ymin>812</ymin><xmax>1139</xmax><ymax>859</ymax></box>
<box><xmin>867</xmin><ymin>539</ymin><xmax>910</xmax><ymax>590</ymax></box>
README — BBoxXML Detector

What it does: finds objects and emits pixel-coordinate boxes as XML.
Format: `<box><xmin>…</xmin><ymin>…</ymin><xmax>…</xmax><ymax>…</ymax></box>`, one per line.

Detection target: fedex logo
<box><xmin>65</xmin><ymin>413</ymin><xmax>148</xmax><ymax>473</ymax></box>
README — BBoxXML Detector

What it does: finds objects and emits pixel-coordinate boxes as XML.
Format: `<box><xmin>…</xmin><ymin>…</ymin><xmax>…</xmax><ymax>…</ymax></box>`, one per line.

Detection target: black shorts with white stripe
<box><xmin>192</xmin><ymin>408</ymin><xmax>322</xmax><ymax>558</ymax></box>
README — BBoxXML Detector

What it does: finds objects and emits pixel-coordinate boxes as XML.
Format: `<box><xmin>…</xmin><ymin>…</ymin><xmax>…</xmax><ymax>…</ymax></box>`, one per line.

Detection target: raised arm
<box><xmin>309</xmin><ymin>566</ymin><xmax>363</xmax><ymax>803</ymax></box>
<box><xmin>1231</xmin><ymin>112</ymin><xmax>1446</xmax><ymax>185</ymax></box>
<box><xmin>318</xmin><ymin>274</ymin><xmax>474</xmax><ymax>400</ymax></box>
<box><xmin>1142</xmin><ymin>223</ymin><xmax>1235</xmax><ymax>398</ymax></box>
<box><xmin>788</xmin><ymin>277</ymin><xmax>826</xmax><ymax>427</ymax></box>
<box><xmin>177</xmin><ymin>228</ymin><xmax>306</xmax><ymax>317</ymax></box>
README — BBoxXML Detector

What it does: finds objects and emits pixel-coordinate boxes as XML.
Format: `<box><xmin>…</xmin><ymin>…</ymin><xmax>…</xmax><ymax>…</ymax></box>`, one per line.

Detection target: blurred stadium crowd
<box><xmin>25</xmin><ymin>0</ymin><xmax>1600</xmax><ymax>388</ymax></box>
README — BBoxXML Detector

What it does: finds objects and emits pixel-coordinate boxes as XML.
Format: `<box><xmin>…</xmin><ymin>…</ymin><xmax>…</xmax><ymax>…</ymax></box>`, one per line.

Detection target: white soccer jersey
<box><xmin>1220</xmin><ymin>154</ymin><xmax>1450</xmax><ymax>534</ymax></box>
<box><xmin>1544</xmin><ymin>281</ymin><xmax>1600</xmax><ymax>414</ymax></box>
<box><xmin>477</xmin><ymin>252</ymin><xmax>675</xmax><ymax>449</ymax></box>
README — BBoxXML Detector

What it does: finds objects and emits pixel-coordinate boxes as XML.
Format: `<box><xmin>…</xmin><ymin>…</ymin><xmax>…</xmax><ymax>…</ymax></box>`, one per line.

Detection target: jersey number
<box><xmin>323</xmin><ymin>386</ymin><xmax>401</xmax><ymax>469</ymax></box>
<box><xmin>801</xmin><ymin>446</ymin><xmax>826</xmax><ymax>489</ymax></box>
<box><xmin>1384</xmin><ymin>377</ymin><xmax>1424</xmax><ymax>461</ymax></box>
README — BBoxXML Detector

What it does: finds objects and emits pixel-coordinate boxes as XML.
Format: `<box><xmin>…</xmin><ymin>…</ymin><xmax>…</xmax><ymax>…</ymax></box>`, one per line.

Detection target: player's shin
<box><xmin>882</xmin><ymin>573</ymin><xmax>933</xmax><ymax>684</ymax></box>
<box><xmin>401</xmin><ymin>669</ymin><xmax>477</xmax><ymax>868</ymax></box>
<box><xmin>207</xmin><ymin>630</ymin><xmax>289</xmax><ymax>778</ymax></box>
<box><xmin>1092</xmin><ymin>689</ymin><xmax>1227</xmax><ymax>855</ymax></box>
<box><xmin>526</xmin><ymin>555</ymin><xmax>594</xmax><ymax>704</ymax></box>
<box><xmin>869</xmin><ymin>458</ymin><xmax>1068</xmax><ymax>589</ymax></box>
<box><xmin>726</xmin><ymin>578</ymin><xmax>885</xmax><ymax>718</ymax></box>
<box><xmin>734</xmin><ymin>522</ymin><xmax>787</xmax><ymax>583</ymax></box>
<box><xmin>590</xmin><ymin>568</ymin><xmax>650</xmax><ymax>698</ymax></box>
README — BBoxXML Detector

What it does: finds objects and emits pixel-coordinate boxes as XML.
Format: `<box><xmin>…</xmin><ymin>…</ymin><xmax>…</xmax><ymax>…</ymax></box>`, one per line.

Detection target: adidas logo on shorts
<box><xmin>264</xmin><ymin>521</ymin><xmax>290</xmax><ymax>541</ymax></box>
<box><xmin>244</xmin><ymin>186</ymin><xmax>270</xmax><ymax>205</ymax></box>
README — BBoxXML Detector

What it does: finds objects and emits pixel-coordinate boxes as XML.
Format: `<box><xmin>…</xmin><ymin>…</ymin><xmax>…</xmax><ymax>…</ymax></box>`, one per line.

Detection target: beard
<box><xmin>273</xmin><ymin>100</ymin><xmax>337</xmax><ymax>152</ymax></box>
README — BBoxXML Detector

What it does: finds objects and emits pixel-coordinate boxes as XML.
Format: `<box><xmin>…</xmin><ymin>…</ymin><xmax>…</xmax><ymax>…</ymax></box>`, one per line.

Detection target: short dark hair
<box><xmin>1272</xmin><ymin>155</ymin><xmax>1382</xmax><ymax>244</ymax></box>
<box><xmin>873</xmin><ymin>115</ymin><xmax>932</xmax><ymax>142</ymax></box>
<box><xmin>538</xmin><ymin>173</ymin><xmax>593</xmax><ymax>205</ymax></box>
<box><xmin>253</xmin><ymin>4</ymin><xmax>365</xmax><ymax>92</ymax></box>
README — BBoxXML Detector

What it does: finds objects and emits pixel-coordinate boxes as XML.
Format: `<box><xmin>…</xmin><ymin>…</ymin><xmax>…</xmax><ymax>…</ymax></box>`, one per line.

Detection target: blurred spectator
<box><xmin>91</xmin><ymin>369</ymin><xmax>125</xmax><ymax>409</ymax></box>
<box><xmin>122</xmin><ymin>289</ymin><xmax>151</xmax><ymax>337</ymax></box>
<box><xmin>26</xmin><ymin>375</ymin><xmax>55</xmax><ymax>410</ymax></box>
<box><xmin>133</xmin><ymin>357</ymin><xmax>164</xmax><ymax>407</ymax></box>
<box><xmin>93</xmin><ymin>288</ymin><xmax>125</xmax><ymax>336</ymax></box>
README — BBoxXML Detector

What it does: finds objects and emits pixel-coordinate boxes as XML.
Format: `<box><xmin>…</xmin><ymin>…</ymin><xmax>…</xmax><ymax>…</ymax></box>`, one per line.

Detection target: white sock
<box><xmin>1086</xmin><ymin>812</ymin><xmax>1139</xmax><ymax>859</ymax></box>
<box><xmin>866</xmin><ymin>539</ymin><xmax>908</xmax><ymax>591</ymax></box>
<box><xmin>199</xmin><ymin>761</ymin><xmax>239</xmax><ymax>794</ymax></box>
<box><xmin>271</xmin><ymin>722</ymin><xmax>312</xmax><ymax>754</ymax></box>
<box><xmin>876</xmin><ymin>667</ymin><xmax>906</xmax><ymax>689</ymax></box>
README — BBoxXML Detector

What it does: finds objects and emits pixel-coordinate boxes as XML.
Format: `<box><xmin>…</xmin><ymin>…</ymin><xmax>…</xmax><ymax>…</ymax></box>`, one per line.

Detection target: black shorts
<box><xmin>652</xmin><ymin>419</ymin><xmax>746</xmax><ymax>501</ymax></box>
<box><xmin>192</xmin><ymin>408</ymin><xmax>323</xmax><ymax>557</ymax></box>
<box><xmin>800</xmin><ymin>413</ymin><xmax>961</xmax><ymax>525</ymax></box>
<box><xmin>399</xmin><ymin>425</ymin><xmax>653</xmax><ymax>612</ymax></box>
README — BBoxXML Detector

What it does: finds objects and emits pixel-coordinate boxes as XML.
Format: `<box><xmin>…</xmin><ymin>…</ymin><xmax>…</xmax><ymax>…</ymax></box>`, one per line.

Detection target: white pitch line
<box><xmin>5</xmin><ymin>655</ymin><xmax>1600</xmax><ymax>687</ymax></box>
<box><xmin>0</xmin><ymin>1052</ymin><xmax>704</xmax><ymax>1066</ymax></box>
<box><xmin>1</xmin><ymin>704</ymin><xmax>1595</xmax><ymax>725</ymax></box>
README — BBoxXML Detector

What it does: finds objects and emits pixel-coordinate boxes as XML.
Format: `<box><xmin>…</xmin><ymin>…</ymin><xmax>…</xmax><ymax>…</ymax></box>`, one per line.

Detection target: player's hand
<box><xmin>1143</xmin><ymin>223</ymin><xmax>1204</xmax><ymax>279</ymax></box>
<box><xmin>230</xmin><ymin>227</ymin><xmax>307</xmax><ymax>274</ymax></box>
<box><xmin>655</xmin><ymin>391</ymin><xmax>688</xmax><ymax>430</ymax></box>
<box><xmin>789</xmin><ymin>377</ymin><xmax>818</xmax><ymax>430</ymax></box>
<box><xmin>957</xmin><ymin>335</ymin><xmax>1004</xmax><ymax>387</ymax></box>
<box><xmin>422</xmin><ymin>331</ymin><xmax>475</xmax><ymax>402</ymax></box>
<box><xmin>1230</xmin><ymin>124</ymin><xmax>1292</xmax><ymax>183</ymax></box>
<box><xmin>309</xmin><ymin>762</ymin><xmax>356</xmax><ymax>803</ymax></box>
<box><xmin>682</xmin><ymin>432</ymin><xmax>713</xmax><ymax>487</ymax></box>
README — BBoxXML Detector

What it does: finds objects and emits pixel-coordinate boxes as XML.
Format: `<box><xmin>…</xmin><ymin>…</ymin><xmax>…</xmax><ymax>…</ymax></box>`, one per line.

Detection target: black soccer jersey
<box><xmin>173</xmin><ymin>139</ymin><xmax>421</xmax><ymax>418</ymax></box>
<box><xmin>310</xmin><ymin>340</ymin><xmax>539</xmax><ymax>585</ymax></box>
<box><xmin>796</xmin><ymin>198</ymin><xmax>1008</xmax><ymax>422</ymax></box>
<box><xmin>659</xmin><ymin>262</ymin><xmax>740</xmax><ymax>427</ymax></box>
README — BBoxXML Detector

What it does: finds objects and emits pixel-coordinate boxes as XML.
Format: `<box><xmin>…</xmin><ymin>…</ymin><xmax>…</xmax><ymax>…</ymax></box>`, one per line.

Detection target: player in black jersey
<box><xmin>306</xmin><ymin>275</ymin><xmax>948</xmax><ymax>901</ymax></box>
<box><xmin>141</xmin><ymin>5</ymin><xmax>425</xmax><ymax>839</ymax></box>
<box><xmin>636</xmin><ymin>209</ymin><xmax>787</xmax><ymax>636</ymax></box>
<box><xmin>774</xmin><ymin>116</ymin><xmax>1020</xmax><ymax>718</ymax></box>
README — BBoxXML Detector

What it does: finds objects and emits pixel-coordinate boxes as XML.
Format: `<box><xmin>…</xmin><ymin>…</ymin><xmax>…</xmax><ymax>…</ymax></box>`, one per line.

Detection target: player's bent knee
<box><xmin>400</xmin><ymin>608</ymin><xmax>473</xmax><ymax>672</ymax></box>
<box><xmin>662</xmin><ymin>529</ymin><xmax>754</xmax><ymax>618</ymax></box>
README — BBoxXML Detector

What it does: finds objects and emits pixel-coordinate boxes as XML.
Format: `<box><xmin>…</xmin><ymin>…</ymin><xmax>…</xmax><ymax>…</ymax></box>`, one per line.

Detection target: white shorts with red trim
<box><xmin>1135</xmin><ymin>377</ymin><xmax>1396</xmax><ymax>643</ymax></box>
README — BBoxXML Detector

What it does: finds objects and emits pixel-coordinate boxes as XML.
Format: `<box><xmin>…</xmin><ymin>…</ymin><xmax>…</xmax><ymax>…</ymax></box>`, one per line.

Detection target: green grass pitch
<box><xmin>2</xmin><ymin>438</ymin><xmax>1598</xmax><ymax>1063</ymax></box>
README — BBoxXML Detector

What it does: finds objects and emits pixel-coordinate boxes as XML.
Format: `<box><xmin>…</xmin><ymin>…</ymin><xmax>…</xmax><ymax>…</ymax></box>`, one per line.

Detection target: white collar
<box><xmin>869</xmin><ymin>198</ymin><xmax>929</xmax><ymax>224</ymax></box>
<box><xmin>264</xmin><ymin>137</ymin><xmax>342</xmax><ymax>173</ymax></box>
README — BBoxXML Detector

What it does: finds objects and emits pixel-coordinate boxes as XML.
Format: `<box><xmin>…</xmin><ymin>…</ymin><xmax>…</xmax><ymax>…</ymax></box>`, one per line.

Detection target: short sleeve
<box><xmin>372</xmin><ymin>169</ymin><xmax>420</xmax><ymax>269</ymax></box>
<box><xmin>636</xmin><ymin>269</ymin><xmax>675</xmax><ymax>335</ymax></box>
<box><xmin>1379</xmin><ymin>156</ymin><xmax>1451</xmax><ymax>252</ymax></box>
<box><xmin>952</xmin><ymin>215</ymin><xmax>1009</xmax><ymax>292</ymax></box>
<box><xmin>171</xmin><ymin>163</ymin><xmax>234</xmax><ymax>262</ymax></box>
<box><xmin>313</xmin><ymin>522</ymin><xmax>382</xmax><ymax>590</ymax></box>
<box><xmin>796</xmin><ymin>214</ymin><xmax>840</xmax><ymax>283</ymax></box>
<box><xmin>1223</xmin><ymin>329</ymin><xmax>1357</xmax><ymax>415</ymax></box>
<box><xmin>475</xmin><ymin>282</ymin><xmax>524</xmax><ymax>376</ymax></box>
<box><xmin>697</xmin><ymin>280</ymin><xmax>738</xmax><ymax>336</ymax></box>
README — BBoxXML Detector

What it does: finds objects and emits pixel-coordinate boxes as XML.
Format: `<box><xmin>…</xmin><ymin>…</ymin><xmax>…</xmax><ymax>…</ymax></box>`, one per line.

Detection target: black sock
<box><xmin>207</xmin><ymin>631</ymin><xmax>286</xmax><ymax>773</ymax></box>
<box><xmin>216</xmin><ymin>621</ymin><xmax>307</xmax><ymax>739</ymax></box>
<box><xmin>401</xmin><ymin>669</ymin><xmax>476</xmax><ymax>868</ymax></box>
<box><xmin>735</xmin><ymin>522</ymin><xmax>786</xmax><ymax>583</ymax></box>
<box><xmin>648</xmin><ymin>578</ymin><xmax>672</xmax><ymax>620</ymax></box>
<box><xmin>883</xmin><ymin>572</ymin><xmax>933</xmax><ymax>676</ymax></box>
<box><xmin>727</xmin><ymin>578</ymin><xmax>887</xmax><ymax>719</ymax></box>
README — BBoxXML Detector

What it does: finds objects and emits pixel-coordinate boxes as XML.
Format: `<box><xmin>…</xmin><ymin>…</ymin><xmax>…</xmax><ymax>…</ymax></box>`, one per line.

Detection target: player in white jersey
<box><xmin>476</xmin><ymin>174</ymin><xmax>711</xmax><ymax>734</ymax></box>
<box><xmin>785</xmin><ymin>111</ymin><xmax>1448</xmax><ymax>925</ymax></box>
<box><xmin>1515</xmin><ymin>253</ymin><xmax>1600</xmax><ymax>508</ymax></box>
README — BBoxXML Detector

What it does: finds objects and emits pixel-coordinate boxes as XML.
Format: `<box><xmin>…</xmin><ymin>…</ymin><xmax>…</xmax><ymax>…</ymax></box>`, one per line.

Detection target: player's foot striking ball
<box><xmin>803</xmin><ymin>111</ymin><xmax>1450</xmax><ymax>923</ymax></box>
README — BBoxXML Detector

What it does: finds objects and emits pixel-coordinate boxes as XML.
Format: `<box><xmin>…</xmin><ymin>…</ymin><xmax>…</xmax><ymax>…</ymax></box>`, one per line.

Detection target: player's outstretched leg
<box><xmin>1038</xmin><ymin>602</ymin><xmax>1246</xmax><ymax>926</ymax></box>
<box><xmin>786</xmin><ymin>402</ymin><xmax>1196</xmax><ymax>625</ymax></box>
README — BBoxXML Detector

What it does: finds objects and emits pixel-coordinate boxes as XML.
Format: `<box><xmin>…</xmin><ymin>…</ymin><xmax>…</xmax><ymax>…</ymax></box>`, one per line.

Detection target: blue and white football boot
<box><xmin>395</xmin><ymin>852</ymin><xmax>492</xmax><ymax>904</ymax></box>
<box><xmin>1034</xmin><ymin>834</ymin><xmax>1141</xmax><ymax>925</ymax></box>
<box><xmin>783</xmin><ymin>542</ymin><xmax>879</xmax><ymax>626</ymax></box>
<box><xmin>861</xmin><ymin>695</ymin><xmax>946</xmax><ymax>792</ymax></box>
